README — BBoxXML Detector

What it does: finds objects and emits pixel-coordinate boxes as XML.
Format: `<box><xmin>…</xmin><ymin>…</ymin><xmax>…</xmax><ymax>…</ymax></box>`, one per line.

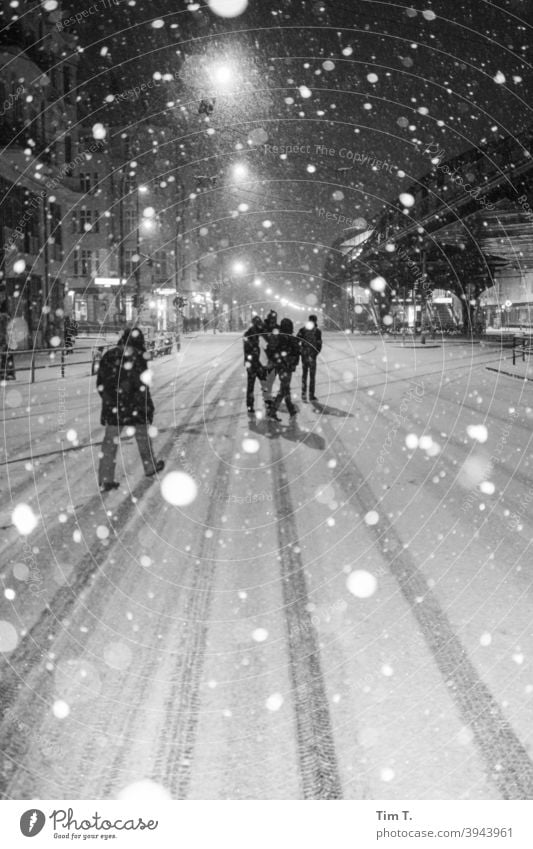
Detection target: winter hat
<box><xmin>308</xmin><ymin>314</ymin><xmax>318</xmax><ymax>324</ymax></box>
<box><xmin>120</xmin><ymin>327</ymin><xmax>146</xmax><ymax>351</ymax></box>
<box><xmin>280</xmin><ymin>318</ymin><xmax>294</xmax><ymax>334</ymax></box>
<box><xmin>252</xmin><ymin>315</ymin><xmax>263</xmax><ymax>328</ymax></box>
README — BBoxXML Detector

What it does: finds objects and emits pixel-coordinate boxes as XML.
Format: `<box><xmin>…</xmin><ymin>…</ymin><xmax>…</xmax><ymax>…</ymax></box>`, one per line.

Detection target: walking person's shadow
<box><xmin>248</xmin><ymin>415</ymin><xmax>326</xmax><ymax>451</ymax></box>
<box><xmin>310</xmin><ymin>400</ymin><xmax>354</xmax><ymax>418</ymax></box>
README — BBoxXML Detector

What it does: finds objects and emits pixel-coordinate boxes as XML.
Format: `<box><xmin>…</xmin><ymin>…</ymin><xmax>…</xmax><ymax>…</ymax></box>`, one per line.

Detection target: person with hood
<box><xmin>96</xmin><ymin>327</ymin><xmax>164</xmax><ymax>492</ymax></box>
<box><xmin>260</xmin><ymin>309</ymin><xmax>279</xmax><ymax>410</ymax></box>
<box><xmin>297</xmin><ymin>314</ymin><xmax>322</xmax><ymax>401</ymax></box>
<box><xmin>266</xmin><ymin>317</ymin><xmax>300</xmax><ymax>421</ymax></box>
<box><xmin>243</xmin><ymin>315</ymin><xmax>267</xmax><ymax>415</ymax></box>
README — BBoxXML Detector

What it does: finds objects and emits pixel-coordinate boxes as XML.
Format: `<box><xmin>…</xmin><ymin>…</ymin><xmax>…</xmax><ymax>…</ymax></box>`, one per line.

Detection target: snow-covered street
<box><xmin>1</xmin><ymin>334</ymin><xmax>532</xmax><ymax>800</ymax></box>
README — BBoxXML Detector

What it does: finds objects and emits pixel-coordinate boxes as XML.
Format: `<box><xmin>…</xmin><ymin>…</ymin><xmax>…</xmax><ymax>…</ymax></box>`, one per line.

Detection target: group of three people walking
<box><xmin>243</xmin><ymin>310</ymin><xmax>322</xmax><ymax>421</ymax></box>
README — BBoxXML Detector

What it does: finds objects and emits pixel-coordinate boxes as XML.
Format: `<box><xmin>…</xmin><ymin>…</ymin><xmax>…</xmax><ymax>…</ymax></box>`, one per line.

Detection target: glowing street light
<box><xmin>210</xmin><ymin>62</ymin><xmax>236</xmax><ymax>90</ymax></box>
<box><xmin>232</xmin><ymin>260</ymin><xmax>246</xmax><ymax>275</ymax></box>
<box><xmin>232</xmin><ymin>163</ymin><xmax>248</xmax><ymax>182</ymax></box>
<box><xmin>253</xmin><ymin>277</ymin><xmax>262</xmax><ymax>287</ymax></box>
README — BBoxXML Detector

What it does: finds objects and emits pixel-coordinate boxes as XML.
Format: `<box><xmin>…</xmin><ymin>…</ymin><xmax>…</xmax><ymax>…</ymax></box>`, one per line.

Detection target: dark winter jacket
<box><xmin>243</xmin><ymin>323</ymin><xmax>266</xmax><ymax>378</ymax></box>
<box><xmin>266</xmin><ymin>318</ymin><xmax>300</xmax><ymax>374</ymax></box>
<box><xmin>297</xmin><ymin>324</ymin><xmax>322</xmax><ymax>360</ymax></box>
<box><xmin>96</xmin><ymin>344</ymin><xmax>154</xmax><ymax>427</ymax></box>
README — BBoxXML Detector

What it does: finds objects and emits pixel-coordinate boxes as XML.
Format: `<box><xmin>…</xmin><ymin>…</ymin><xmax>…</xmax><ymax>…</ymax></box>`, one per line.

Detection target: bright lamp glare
<box><xmin>211</xmin><ymin>63</ymin><xmax>234</xmax><ymax>88</ymax></box>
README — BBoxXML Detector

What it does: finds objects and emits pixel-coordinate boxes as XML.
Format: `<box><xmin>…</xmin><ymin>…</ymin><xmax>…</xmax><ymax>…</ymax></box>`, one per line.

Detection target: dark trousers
<box><xmin>272</xmin><ymin>371</ymin><xmax>296</xmax><ymax>415</ymax></box>
<box><xmin>99</xmin><ymin>424</ymin><xmax>157</xmax><ymax>484</ymax></box>
<box><xmin>301</xmin><ymin>357</ymin><xmax>317</xmax><ymax>397</ymax></box>
<box><xmin>246</xmin><ymin>369</ymin><xmax>261</xmax><ymax>411</ymax></box>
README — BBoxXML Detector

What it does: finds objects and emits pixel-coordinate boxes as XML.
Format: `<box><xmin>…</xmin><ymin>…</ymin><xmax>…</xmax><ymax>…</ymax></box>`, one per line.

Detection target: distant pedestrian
<box><xmin>64</xmin><ymin>314</ymin><xmax>79</xmax><ymax>355</ymax></box>
<box><xmin>243</xmin><ymin>316</ymin><xmax>267</xmax><ymax>415</ymax></box>
<box><xmin>260</xmin><ymin>309</ymin><xmax>279</xmax><ymax>410</ymax></box>
<box><xmin>96</xmin><ymin>327</ymin><xmax>164</xmax><ymax>492</ymax></box>
<box><xmin>0</xmin><ymin>301</ymin><xmax>15</xmax><ymax>381</ymax></box>
<box><xmin>202</xmin><ymin>317</ymin><xmax>208</xmax><ymax>333</ymax></box>
<box><xmin>297</xmin><ymin>314</ymin><xmax>322</xmax><ymax>401</ymax></box>
<box><xmin>266</xmin><ymin>317</ymin><xmax>300</xmax><ymax>421</ymax></box>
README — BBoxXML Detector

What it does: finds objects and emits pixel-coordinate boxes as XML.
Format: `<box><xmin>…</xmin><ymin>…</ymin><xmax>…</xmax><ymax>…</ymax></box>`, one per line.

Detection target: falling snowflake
<box><xmin>346</xmin><ymin>570</ymin><xmax>378</xmax><ymax>598</ymax></box>
<box><xmin>0</xmin><ymin>621</ymin><xmax>19</xmax><ymax>653</ymax></box>
<box><xmin>92</xmin><ymin>123</ymin><xmax>106</xmax><ymax>140</ymax></box>
<box><xmin>117</xmin><ymin>780</ymin><xmax>172</xmax><ymax>800</ymax></box>
<box><xmin>467</xmin><ymin>424</ymin><xmax>488</xmax><ymax>443</ymax></box>
<box><xmin>266</xmin><ymin>693</ymin><xmax>284</xmax><ymax>711</ymax></box>
<box><xmin>161</xmin><ymin>472</ymin><xmax>198</xmax><ymax>506</ymax></box>
<box><xmin>52</xmin><ymin>700</ymin><xmax>70</xmax><ymax>719</ymax></box>
<box><xmin>242</xmin><ymin>439</ymin><xmax>260</xmax><ymax>454</ymax></box>
<box><xmin>12</xmin><ymin>504</ymin><xmax>38</xmax><ymax>536</ymax></box>
<box><xmin>399</xmin><ymin>192</ymin><xmax>415</xmax><ymax>208</ymax></box>
<box><xmin>208</xmin><ymin>0</ymin><xmax>248</xmax><ymax>17</ymax></box>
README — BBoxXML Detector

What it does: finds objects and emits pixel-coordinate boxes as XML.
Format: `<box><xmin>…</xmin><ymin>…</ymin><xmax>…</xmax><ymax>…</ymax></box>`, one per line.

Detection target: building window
<box><xmin>124</xmin><ymin>249</ymin><xmax>136</xmax><ymax>276</ymax></box>
<box><xmin>79</xmin><ymin>173</ymin><xmax>99</xmax><ymax>194</ymax></box>
<box><xmin>80</xmin><ymin>172</ymin><xmax>91</xmax><ymax>193</ymax></box>
<box><xmin>63</xmin><ymin>66</ymin><xmax>72</xmax><ymax>96</ymax></box>
<box><xmin>72</xmin><ymin>210</ymin><xmax>100</xmax><ymax>233</ymax></box>
<box><xmin>64</xmin><ymin>135</ymin><xmax>73</xmax><ymax>164</ymax></box>
<box><xmin>154</xmin><ymin>250</ymin><xmax>167</xmax><ymax>280</ymax></box>
<box><xmin>124</xmin><ymin>209</ymin><xmax>137</xmax><ymax>233</ymax></box>
<box><xmin>74</xmin><ymin>298</ymin><xmax>88</xmax><ymax>321</ymax></box>
<box><xmin>123</xmin><ymin>174</ymin><xmax>137</xmax><ymax>193</ymax></box>
<box><xmin>74</xmin><ymin>250</ymin><xmax>98</xmax><ymax>277</ymax></box>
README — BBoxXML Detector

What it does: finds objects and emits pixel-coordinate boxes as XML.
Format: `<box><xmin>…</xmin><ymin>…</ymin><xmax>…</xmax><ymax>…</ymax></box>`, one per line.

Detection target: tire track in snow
<box><xmin>269</xmin><ymin>428</ymin><xmax>343</xmax><ymax>800</ymax></box>
<box><xmin>320</xmin><ymin>416</ymin><xmax>533</xmax><ymax>800</ymax></box>
<box><xmin>0</xmin><ymin>362</ymin><xmax>239</xmax><ymax>798</ymax></box>
<box><xmin>149</xmin><ymin>372</ymin><xmax>243</xmax><ymax>800</ymax></box>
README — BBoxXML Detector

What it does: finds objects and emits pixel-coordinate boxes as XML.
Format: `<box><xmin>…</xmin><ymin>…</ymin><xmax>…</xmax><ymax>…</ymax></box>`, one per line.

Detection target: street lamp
<box><xmin>231</xmin><ymin>163</ymin><xmax>248</xmax><ymax>182</ymax></box>
<box><xmin>209</xmin><ymin>62</ymin><xmax>235</xmax><ymax>90</ymax></box>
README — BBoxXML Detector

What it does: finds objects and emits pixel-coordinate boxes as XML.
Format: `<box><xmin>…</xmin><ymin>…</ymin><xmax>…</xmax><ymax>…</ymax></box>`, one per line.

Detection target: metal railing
<box><xmin>1</xmin><ymin>340</ymin><xmax>177</xmax><ymax>383</ymax></box>
<box><xmin>512</xmin><ymin>333</ymin><xmax>533</xmax><ymax>365</ymax></box>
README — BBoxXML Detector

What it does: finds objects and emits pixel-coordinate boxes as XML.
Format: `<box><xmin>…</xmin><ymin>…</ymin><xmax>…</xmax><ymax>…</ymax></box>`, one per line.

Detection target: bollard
<box><xmin>61</xmin><ymin>347</ymin><xmax>65</xmax><ymax>378</ymax></box>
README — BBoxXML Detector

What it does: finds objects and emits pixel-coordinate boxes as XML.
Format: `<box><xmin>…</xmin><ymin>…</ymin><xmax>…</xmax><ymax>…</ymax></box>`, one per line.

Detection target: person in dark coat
<box><xmin>243</xmin><ymin>315</ymin><xmax>267</xmax><ymax>415</ymax></box>
<box><xmin>96</xmin><ymin>327</ymin><xmax>164</xmax><ymax>491</ymax></box>
<box><xmin>266</xmin><ymin>317</ymin><xmax>300</xmax><ymax>420</ymax></box>
<box><xmin>63</xmin><ymin>314</ymin><xmax>79</xmax><ymax>355</ymax></box>
<box><xmin>297</xmin><ymin>314</ymin><xmax>322</xmax><ymax>401</ymax></box>
<box><xmin>0</xmin><ymin>301</ymin><xmax>15</xmax><ymax>380</ymax></box>
<box><xmin>260</xmin><ymin>309</ymin><xmax>279</xmax><ymax>409</ymax></box>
